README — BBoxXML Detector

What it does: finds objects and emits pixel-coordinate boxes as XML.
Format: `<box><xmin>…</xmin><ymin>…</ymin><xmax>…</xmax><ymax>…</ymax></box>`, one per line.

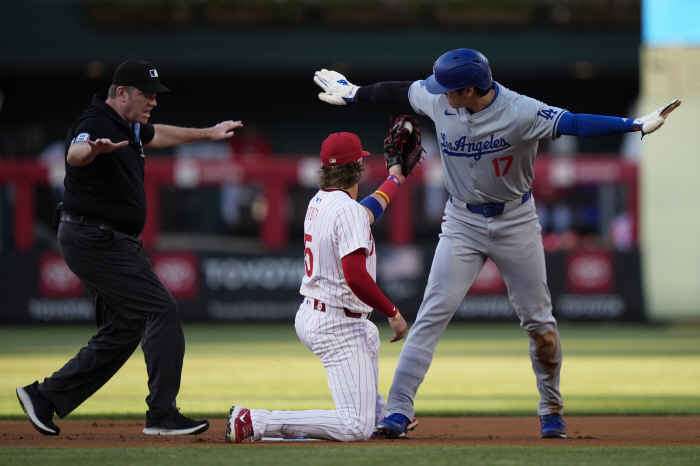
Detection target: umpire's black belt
<box><xmin>60</xmin><ymin>210</ymin><xmax>139</xmax><ymax>238</ymax></box>
<box><xmin>450</xmin><ymin>190</ymin><xmax>532</xmax><ymax>218</ymax></box>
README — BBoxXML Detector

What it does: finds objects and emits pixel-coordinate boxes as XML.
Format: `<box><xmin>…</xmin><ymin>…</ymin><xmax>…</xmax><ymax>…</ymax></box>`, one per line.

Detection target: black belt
<box><xmin>451</xmin><ymin>190</ymin><xmax>532</xmax><ymax>218</ymax></box>
<box><xmin>60</xmin><ymin>211</ymin><xmax>139</xmax><ymax>238</ymax></box>
<box><xmin>312</xmin><ymin>298</ymin><xmax>367</xmax><ymax>319</ymax></box>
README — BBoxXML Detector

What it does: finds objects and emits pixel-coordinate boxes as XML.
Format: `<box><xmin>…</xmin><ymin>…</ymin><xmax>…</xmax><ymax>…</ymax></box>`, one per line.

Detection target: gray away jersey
<box><xmin>409</xmin><ymin>81</ymin><xmax>568</xmax><ymax>204</ymax></box>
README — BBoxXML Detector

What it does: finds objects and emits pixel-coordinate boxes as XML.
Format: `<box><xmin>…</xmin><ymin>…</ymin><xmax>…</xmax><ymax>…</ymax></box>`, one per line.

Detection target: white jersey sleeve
<box><xmin>299</xmin><ymin>190</ymin><xmax>376</xmax><ymax>313</ymax></box>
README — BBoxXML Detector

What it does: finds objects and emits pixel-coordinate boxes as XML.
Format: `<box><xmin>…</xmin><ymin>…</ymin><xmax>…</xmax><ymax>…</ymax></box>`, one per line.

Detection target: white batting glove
<box><xmin>314</xmin><ymin>69</ymin><xmax>359</xmax><ymax>105</ymax></box>
<box><xmin>632</xmin><ymin>99</ymin><xmax>681</xmax><ymax>138</ymax></box>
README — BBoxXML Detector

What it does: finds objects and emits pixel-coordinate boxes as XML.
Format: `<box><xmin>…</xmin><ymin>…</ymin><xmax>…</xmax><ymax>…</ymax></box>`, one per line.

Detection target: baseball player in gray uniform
<box><xmin>314</xmin><ymin>48</ymin><xmax>680</xmax><ymax>439</ymax></box>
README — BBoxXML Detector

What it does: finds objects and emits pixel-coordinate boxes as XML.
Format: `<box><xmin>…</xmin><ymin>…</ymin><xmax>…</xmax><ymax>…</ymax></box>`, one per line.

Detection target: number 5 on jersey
<box><xmin>304</xmin><ymin>234</ymin><xmax>313</xmax><ymax>277</ymax></box>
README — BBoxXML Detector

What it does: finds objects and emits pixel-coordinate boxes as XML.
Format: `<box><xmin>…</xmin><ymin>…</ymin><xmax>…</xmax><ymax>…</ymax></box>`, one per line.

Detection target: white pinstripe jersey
<box><xmin>299</xmin><ymin>189</ymin><xmax>375</xmax><ymax>314</ymax></box>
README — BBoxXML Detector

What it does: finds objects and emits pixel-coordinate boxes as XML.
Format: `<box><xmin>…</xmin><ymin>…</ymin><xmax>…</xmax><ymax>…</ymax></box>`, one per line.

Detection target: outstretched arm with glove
<box><xmin>314</xmin><ymin>69</ymin><xmax>412</xmax><ymax>105</ymax></box>
<box><xmin>555</xmin><ymin>100</ymin><xmax>681</xmax><ymax>139</ymax></box>
<box><xmin>314</xmin><ymin>69</ymin><xmax>682</xmax><ymax>140</ymax></box>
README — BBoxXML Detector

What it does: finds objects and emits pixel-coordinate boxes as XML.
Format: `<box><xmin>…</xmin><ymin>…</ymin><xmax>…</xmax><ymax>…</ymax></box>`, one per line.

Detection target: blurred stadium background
<box><xmin>0</xmin><ymin>0</ymin><xmax>698</xmax><ymax>327</ymax></box>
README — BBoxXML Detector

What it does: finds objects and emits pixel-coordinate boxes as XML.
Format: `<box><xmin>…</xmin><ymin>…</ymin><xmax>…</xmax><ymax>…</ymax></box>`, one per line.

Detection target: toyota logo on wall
<box><xmin>151</xmin><ymin>252</ymin><xmax>199</xmax><ymax>299</ymax></box>
<box><xmin>468</xmin><ymin>259</ymin><xmax>506</xmax><ymax>295</ymax></box>
<box><xmin>566</xmin><ymin>250</ymin><xmax>614</xmax><ymax>294</ymax></box>
<box><xmin>39</xmin><ymin>253</ymin><xmax>83</xmax><ymax>297</ymax></box>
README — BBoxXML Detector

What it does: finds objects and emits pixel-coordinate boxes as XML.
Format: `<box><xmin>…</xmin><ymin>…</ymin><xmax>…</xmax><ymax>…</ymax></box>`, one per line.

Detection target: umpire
<box><xmin>16</xmin><ymin>59</ymin><xmax>243</xmax><ymax>436</ymax></box>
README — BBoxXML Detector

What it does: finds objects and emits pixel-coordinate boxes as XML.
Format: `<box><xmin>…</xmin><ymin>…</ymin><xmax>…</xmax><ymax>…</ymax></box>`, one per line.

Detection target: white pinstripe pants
<box><xmin>249</xmin><ymin>299</ymin><xmax>388</xmax><ymax>442</ymax></box>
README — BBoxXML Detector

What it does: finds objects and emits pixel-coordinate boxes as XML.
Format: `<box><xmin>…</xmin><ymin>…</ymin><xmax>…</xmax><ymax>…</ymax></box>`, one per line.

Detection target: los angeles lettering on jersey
<box><xmin>440</xmin><ymin>133</ymin><xmax>511</xmax><ymax>160</ymax></box>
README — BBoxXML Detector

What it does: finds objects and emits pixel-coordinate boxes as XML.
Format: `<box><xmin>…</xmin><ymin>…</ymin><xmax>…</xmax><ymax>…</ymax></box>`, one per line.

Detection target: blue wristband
<box><xmin>359</xmin><ymin>195</ymin><xmax>384</xmax><ymax>221</ymax></box>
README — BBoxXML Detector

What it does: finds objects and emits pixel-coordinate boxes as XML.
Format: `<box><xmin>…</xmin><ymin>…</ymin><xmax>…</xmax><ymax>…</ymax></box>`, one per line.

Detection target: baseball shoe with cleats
<box><xmin>540</xmin><ymin>414</ymin><xmax>567</xmax><ymax>438</ymax></box>
<box><xmin>376</xmin><ymin>413</ymin><xmax>418</xmax><ymax>439</ymax></box>
<box><xmin>16</xmin><ymin>381</ymin><xmax>60</xmax><ymax>435</ymax></box>
<box><xmin>142</xmin><ymin>410</ymin><xmax>209</xmax><ymax>435</ymax></box>
<box><xmin>226</xmin><ymin>406</ymin><xmax>253</xmax><ymax>443</ymax></box>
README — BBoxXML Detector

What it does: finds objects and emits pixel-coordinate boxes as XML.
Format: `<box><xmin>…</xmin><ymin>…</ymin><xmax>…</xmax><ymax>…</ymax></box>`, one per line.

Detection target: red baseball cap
<box><xmin>320</xmin><ymin>132</ymin><xmax>371</xmax><ymax>166</ymax></box>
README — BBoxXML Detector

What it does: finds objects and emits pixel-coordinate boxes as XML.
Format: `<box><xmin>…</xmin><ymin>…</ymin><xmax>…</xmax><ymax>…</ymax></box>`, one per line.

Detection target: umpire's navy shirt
<box><xmin>63</xmin><ymin>95</ymin><xmax>155</xmax><ymax>235</ymax></box>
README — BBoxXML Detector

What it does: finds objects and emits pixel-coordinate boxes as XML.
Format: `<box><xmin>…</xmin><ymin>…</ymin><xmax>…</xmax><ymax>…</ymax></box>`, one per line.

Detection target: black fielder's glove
<box><xmin>383</xmin><ymin>115</ymin><xmax>425</xmax><ymax>177</ymax></box>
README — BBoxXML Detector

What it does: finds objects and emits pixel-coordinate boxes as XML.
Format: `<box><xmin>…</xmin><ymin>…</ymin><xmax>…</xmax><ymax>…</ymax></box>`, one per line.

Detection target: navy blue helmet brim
<box><xmin>424</xmin><ymin>74</ymin><xmax>459</xmax><ymax>95</ymax></box>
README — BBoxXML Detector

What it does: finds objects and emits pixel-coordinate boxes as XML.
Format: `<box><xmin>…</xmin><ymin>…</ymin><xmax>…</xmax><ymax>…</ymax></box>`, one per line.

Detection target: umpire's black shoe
<box><xmin>16</xmin><ymin>381</ymin><xmax>60</xmax><ymax>435</ymax></box>
<box><xmin>142</xmin><ymin>410</ymin><xmax>210</xmax><ymax>435</ymax></box>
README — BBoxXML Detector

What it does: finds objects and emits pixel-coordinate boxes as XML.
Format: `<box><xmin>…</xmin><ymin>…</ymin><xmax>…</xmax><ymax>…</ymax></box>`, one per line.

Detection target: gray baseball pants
<box><xmin>386</xmin><ymin>197</ymin><xmax>563</xmax><ymax>419</ymax></box>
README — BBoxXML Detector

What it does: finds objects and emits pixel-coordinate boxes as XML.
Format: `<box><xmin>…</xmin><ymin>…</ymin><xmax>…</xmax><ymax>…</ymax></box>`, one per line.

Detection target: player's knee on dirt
<box><xmin>345</xmin><ymin>423</ymin><xmax>374</xmax><ymax>442</ymax></box>
<box><xmin>528</xmin><ymin>329</ymin><xmax>560</xmax><ymax>364</ymax></box>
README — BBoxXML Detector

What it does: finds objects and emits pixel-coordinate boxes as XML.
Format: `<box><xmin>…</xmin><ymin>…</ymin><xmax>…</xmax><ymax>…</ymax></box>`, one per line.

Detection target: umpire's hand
<box><xmin>67</xmin><ymin>138</ymin><xmax>129</xmax><ymax>167</ymax></box>
<box><xmin>209</xmin><ymin>120</ymin><xmax>243</xmax><ymax>140</ymax></box>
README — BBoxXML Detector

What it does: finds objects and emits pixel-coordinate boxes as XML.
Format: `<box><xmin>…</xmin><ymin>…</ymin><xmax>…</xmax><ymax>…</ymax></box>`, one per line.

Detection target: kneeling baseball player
<box><xmin>226</xmin><ymin>121</ymin><xmax>424</xmax><ymax>442</ymax></box>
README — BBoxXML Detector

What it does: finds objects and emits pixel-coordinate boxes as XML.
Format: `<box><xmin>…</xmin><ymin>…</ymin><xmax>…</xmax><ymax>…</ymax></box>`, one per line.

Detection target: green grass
<box><xmin>1</xmin><ymin>322</ymin><xmax>700</xmax><ymax>418</ymax></box>
<box><xmin>2</xmin><ymin>446</ymin><xmax>700</xmax><ymax>466</ymax></box>
<box><xmin>3</xmin><ymin>323</ymin><xmax>700</xmax><ymax>464</ymax></box>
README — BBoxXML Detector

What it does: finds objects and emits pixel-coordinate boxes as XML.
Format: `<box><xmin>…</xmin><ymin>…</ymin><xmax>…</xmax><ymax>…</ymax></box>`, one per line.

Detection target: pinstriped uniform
<box><xmin>249</xmin><ymin>189</ymin><xmax>388</xmax><ymax>441</ymax></box>
<box><xmin>300</xmin><ymin>190</ymin><xmax>375</xmax><ymax>313</ymax></box>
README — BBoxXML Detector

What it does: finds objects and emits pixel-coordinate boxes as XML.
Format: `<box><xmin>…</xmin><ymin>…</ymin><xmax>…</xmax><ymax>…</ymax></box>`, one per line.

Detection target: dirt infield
<box><xmin>2</xmin><ymin>416</ymin><xmax>700</xmax><ymax>447</ymax></box>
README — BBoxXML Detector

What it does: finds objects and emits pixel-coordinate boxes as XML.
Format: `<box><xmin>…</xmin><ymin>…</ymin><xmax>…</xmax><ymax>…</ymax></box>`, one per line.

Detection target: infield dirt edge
<box><xmin>3</xmin><ymin>416</ymin><xmax>700</xmax><ymax>447</ymax></box>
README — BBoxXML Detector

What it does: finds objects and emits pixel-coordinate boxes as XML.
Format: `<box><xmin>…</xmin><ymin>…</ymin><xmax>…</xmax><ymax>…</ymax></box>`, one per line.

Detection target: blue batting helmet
<box><xmin>424</xmin><ymin>48</ymin><xmax>493</xmax><ymax>95</ymax></box>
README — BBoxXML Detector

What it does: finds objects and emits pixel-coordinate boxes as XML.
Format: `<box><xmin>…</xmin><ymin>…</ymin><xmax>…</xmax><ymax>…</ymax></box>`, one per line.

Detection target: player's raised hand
<box><xmin>389</xmin><ymin>311</ymin><xmax>408</xmax><ymax>343</ymax></box>
<box><xmin>314</xmin><ymin>69</ymin><xmax>359</xmax><ymax>105</ymax></box>
<box><xmin>632</xmin><ymin>99</ymin><xmax>681</xmax><ymax>138</ymax></box>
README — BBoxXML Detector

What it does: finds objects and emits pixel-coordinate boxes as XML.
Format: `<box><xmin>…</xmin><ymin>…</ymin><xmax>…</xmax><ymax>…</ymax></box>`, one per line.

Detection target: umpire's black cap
<box><xmin>113</xmin><ymin>59</ymin><xmax>170</xmax><ymax>94</ymax></box>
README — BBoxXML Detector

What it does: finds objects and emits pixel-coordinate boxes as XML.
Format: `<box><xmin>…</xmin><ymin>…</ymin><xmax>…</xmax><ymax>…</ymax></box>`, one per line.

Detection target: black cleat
<box><xmin>142</xmin><ymin>410</ymin><xmax>210</xmax><ymax>435</ymax></box>
<box><xmin>16</xmin><ymin>381</ymin><xmax>60</xmax><ymax>435</ymax></box>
